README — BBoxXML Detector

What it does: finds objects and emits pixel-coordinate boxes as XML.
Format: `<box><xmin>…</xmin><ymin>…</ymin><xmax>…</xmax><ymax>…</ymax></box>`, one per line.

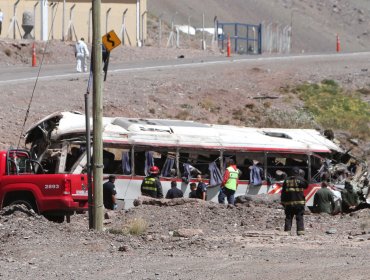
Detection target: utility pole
<box><xmin>92</xmin><ymin>0</ymin><xmax>104</xmax><ymax>231</ymax></box>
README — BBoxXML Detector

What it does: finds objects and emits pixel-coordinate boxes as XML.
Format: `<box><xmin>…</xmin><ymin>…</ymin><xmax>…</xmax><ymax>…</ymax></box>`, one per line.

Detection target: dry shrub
<box><xmin>127</xmin><ymin>217</ymin><xmax>148</xmax><ymax>236</ymax></box>
<box><xmin>4</xmin><ymin>49</ymin><xmax>12</xmax><ymax>57</ymax></box>
<box><xmin>250</xmin><ymin>67</ymin><xmax>262</xmax><ymax>73</ymax></box>
<box><xmin>357</xmin><ymin>88</ymin><xmax>370</xmax><ymax>96</ymax></box>
<box><xmin>245</xmin><ymin>102</ymin><xmax>255</xmax><ymax>110</ymax></box>
<box><xmin>199</xmin><ymin>98</ymin><xmax>220</xmax><ymax>113</ymax></box>
<box><xmin>149</xmin><ymin>108</ymin><xmax>155</xmax><ymax>114</ymax></box>
<box><xmin>218</xmin><ymin>118</ymin><xmax>229</xmax><ymax>125</ymax></box>
<box><xmin>259</xmin><ymin>109</ymin><xmax>316</xmax><ymax>128</ymax></box>
<box><xmin>279</xmin><ymin>85</ymin><xmax>292</xmax><ymax>94</ymax></box>
<box><xmin>263</xmin><ymin>101</ymin><xmax>272</xmax><ymax>108</ymax></box>
<box><xmin>108</xmin><ymin>228</ymin><xmax>125</xmax><ymax>235</ymax></box>
<box><xmin>232</xmin><ymin>108</ymin><xmax>247</xmax><ymax>122</ymax></box>
<box><xmin>180</xmin><ymin>103</ymin><xmax>193</xmax><ymax>109</ymax></box>
<box><xmin>175</xmin><ymin>110</ymin><xmax>191</xmax><ymax>120</ymax></box>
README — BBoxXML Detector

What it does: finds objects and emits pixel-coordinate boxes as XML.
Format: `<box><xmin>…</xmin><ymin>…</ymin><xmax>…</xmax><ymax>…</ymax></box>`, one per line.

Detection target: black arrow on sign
<box><xmin>106</xmin><ymin>33</ymin><xmax>115</xmax><ymax>48</ymax></box>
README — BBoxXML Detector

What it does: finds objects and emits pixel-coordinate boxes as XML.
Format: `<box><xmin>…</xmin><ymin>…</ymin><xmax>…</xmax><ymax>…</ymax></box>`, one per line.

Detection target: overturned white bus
<box><xmin>25</xmin><ymin>111</ymin><xmax>369</xmax><ymax>209</ymax></box>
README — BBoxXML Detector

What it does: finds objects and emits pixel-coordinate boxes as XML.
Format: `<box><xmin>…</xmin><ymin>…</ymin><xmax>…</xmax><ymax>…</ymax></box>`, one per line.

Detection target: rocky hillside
<box><xmin>148</xmin><ymin>0</ymin><xmax>370</xmax><ymax>53</ymax></box>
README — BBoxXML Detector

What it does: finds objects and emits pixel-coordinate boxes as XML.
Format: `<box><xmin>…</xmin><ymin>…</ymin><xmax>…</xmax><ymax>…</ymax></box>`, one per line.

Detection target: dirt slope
<box><xmin>1</xmin><ymin>200</ymin><xmax>369</xmax><ymax>279</ymax></box>
<box><xmin>149</xmin><ymin>0</ymin><xmax>370</xmax><ymax>53</ymax></box>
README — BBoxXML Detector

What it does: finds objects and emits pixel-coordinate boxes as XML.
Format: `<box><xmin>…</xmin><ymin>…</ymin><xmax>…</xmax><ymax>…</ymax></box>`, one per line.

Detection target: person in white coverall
<box><xmin>75</xmin><ymin>38</ymin><xmax>89</xmax><ymax>72</ymax></box>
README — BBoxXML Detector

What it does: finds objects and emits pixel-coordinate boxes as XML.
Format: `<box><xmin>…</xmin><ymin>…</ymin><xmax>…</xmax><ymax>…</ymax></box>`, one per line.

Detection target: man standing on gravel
<box><xmin>313</xmin><ymin>181</ymin><xmax>335</xmax><ymax>214</ymax></box>
<box><xmin>218</xmin><ymin>159</ymin><xmax>240</xmax><ymax>205</ymax></box>
<box><xmin>196</xmin><ymin>174</ymin><xmax>207</xmax><ymax>200</ymax></box>
<box><xmin>341</xmin><ymin>181</ymin><xmax>359</xmax><ymax>213</ymax></box>
<box><xmin>165</xmin><ymin>180</ymin><xmax>183</xmax><ymax>199</ymax></box>
<box><xmin>0</xmin><ymin>9</ymin><xmax>3</xmax><ymax>35</ymax></box>
<box><xmin>281</xmin><ymin>167</ymin><xmax>308</xmax><ymax>236</ymax></box>
<box><xmin>75</xmin><ymin>37</ymin><xmax>89</xmax><ymax>72</ymax></box>
<box><xmin>188</xmin><ymin>183</ymin><xmax>197</xmax><ymax>198</ymax></box>
<box><xmin>141</xmin><ymin>166</ymin><xmax>164</xmax><ymax>198</ymax></box>
<box><xmin>103</xmin><ymin>175</ymin><xmax>117</xmax><ymax>210</ymax></box>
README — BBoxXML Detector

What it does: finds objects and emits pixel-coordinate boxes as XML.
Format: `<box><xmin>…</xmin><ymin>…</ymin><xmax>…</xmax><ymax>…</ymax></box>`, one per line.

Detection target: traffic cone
<box><xmin>32</xmin><ymin>43</ymin><xmax>37</xmax><ymax>67</ymax></box>
<box><xmin>336</xmin><ymin>34</ymin><xmax>341</xmax><ymax>53</ymax></box>
<box><xmin>227</xmin><ymin>34</ymin><xmax>231</xmax><ymax>57</ymax></box>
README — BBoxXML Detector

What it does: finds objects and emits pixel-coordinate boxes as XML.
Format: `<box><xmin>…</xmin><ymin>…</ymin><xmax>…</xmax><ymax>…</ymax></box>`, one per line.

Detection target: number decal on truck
<box><xmin>44</xmin><ymin>184</ymin><xmax>60</xmax><ymax>190</ymax></box>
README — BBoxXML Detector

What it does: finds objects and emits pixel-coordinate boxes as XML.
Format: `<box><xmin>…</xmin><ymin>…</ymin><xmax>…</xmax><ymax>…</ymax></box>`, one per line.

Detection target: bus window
<box><xmin>103</xmin><ymin>149</ymin><xmax>115</xmax><ymax>174</ymax></box>
<box><xmin>179</xmin><ymin>151</ymin><xmax>221</xmax><ymax>179</ymax></box>
<box><xmin>101</xmin><ymin>148</ymin><xmax>132</xmax><ymax>175</ymax></box>
<box><xmin>310</xmin><ymin>155</ymin><xmax>327</xmax><ymax>183</ymax></box>
<box><xmin>134</xmin><ymin>149</ymin><xmax>177</xmax><ymax>177</ymax></box>
<box><xmin>66</xmin><ymin>146</ymin><xmax>82</xmax><ymax>172</ymax></box>
<box><xmin>223</xmin><ymin>153</ymin><xmax>264</xmax><ymax>182</ymax></box>
<box><xmin>266</xmin><ymin>153</ymin><xmax>309</xmax><ymax>181</ymax></box>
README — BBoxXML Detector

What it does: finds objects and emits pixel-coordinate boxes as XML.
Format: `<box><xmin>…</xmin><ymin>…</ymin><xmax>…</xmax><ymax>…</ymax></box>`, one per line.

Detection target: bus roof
<box><xmin>25</xmin><ymin>111</ymin><xmax>343</xmax><ymax>154</ymax></box>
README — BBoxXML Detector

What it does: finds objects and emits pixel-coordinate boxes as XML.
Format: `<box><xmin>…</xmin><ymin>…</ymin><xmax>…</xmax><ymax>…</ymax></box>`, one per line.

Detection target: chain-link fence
<box><xmin>262</xmin><ymin>22</ymin><xmax>291</xmax><ymax>54</ymax></box>
<box><xmin>150</xmin><ymin>15</ymin><xmax>291</xmax><ymax>55</ymax></box>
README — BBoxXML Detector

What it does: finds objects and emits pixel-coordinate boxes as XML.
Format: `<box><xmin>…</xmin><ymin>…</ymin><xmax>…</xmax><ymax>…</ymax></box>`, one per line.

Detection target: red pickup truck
<box><xmin>0</xmin><ymin>149</ymin><xmax>88</xmax><ymax>222</ymax></box>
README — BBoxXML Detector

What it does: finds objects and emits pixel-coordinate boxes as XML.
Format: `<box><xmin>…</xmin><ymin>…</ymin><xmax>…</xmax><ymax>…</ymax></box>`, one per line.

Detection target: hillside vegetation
<box><xmin>292</xmin><ymin>80</ymin><xmax>370</xmax><ymax>138</ymax></box>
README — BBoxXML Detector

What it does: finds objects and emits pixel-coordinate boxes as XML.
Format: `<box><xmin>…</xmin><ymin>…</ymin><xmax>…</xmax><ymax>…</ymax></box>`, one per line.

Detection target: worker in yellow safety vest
<box><xmin>218</xmin><ymin>159</ymin><xmax>240</xmax><ymax>205</ymax></box>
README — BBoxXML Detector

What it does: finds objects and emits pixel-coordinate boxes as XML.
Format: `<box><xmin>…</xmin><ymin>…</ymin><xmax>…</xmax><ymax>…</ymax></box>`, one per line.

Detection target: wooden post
<box><xmin>92</xmin><ymin>0</ymin><xmax>104</xmax><ymax>231</ymax></box>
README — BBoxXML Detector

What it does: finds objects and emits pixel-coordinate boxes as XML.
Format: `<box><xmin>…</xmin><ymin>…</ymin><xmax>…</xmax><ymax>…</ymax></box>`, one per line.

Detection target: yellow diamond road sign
<box><xmin>102</xmin><ymin>30</ymin><xmax>121</xmax><ymax>52</ymax></box>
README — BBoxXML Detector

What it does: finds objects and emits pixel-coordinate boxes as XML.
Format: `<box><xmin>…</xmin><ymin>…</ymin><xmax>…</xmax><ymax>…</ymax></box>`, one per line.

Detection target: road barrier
<box><xmin>32</xmin><ymin>43</ymin><xmax>36</xmax><ymax>67</ymax></box>
<box><xmin>227</xmin><ymin>34</ymin><xmax>231</xmax><ymax>57</ymax></box>
<box><xmin>336</xmin><ymin>34</ymin><xmax>341</xmax><ymax>52</ymax></box>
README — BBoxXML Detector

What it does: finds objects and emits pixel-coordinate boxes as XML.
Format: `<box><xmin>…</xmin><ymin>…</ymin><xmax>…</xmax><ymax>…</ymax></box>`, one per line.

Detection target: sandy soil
<box><xmin>0</xmin><ymin>199</ymin><xmax>369</xmax><ymax>280</ymax></box>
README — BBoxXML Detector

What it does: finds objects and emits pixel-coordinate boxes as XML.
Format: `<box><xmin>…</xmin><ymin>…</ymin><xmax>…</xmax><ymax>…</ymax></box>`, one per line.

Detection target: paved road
<box><xmin>1</xmin><ymin>52</ymin><xmax>370</xmax><ymax>85</ymax></box>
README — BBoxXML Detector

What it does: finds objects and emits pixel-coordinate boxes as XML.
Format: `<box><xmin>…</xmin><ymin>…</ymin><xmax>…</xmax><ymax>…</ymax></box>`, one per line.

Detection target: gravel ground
<box><xmin>0</xmin><ymin>200</ymin><xmax>369</xmax><ymax>280</ymax></box>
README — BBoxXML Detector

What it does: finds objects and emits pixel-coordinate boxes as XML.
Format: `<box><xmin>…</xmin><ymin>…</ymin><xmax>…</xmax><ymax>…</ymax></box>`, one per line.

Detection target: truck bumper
<box><xmin>40</xmin><ymin>197</ymin><xmax>88</xmax><ymax>214</ymax></box>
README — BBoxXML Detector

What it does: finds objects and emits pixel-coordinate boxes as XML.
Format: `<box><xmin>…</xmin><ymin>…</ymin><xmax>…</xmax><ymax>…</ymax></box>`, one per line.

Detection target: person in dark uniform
<box><xmin>341</xmin><ymin>181</ymin><xmax>359</xmax><ymax>213</ymax></box>
<box><xmin>189</xmin><ymin>183</ymin><xmax>197</xmax><ymax>198</ymax></box>
<box><xmin>165</xmin><ymin>180</ymin><xmax>184</xmax><ymax>199</ymax></box>
<box><xmin>281</xmin><ymin>167</ymin><xmax>308</xmax><ymax>235</ymax></box>
<box><xmin>196</xmin><ymin>174</ymin><xmax>207</xmax><ymax>200</ymax></box>
<box><xmin>103</xmin><ymin>175</ymin><xmax>117</xmax><ymax>210</ymax></box>
<box><xmin>141</xmin><ymin>166</ymin><xmax>163</xmax><ymax>198</ymax></box>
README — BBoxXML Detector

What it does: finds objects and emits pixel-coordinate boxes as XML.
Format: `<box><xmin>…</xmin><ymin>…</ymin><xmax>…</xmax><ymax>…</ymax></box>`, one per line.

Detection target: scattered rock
<box><xmin>118</xmin><ymin>245</ymin><xmax>129</xmax><ymax>252</ymax></box>
<box><xmin>0</xmin><ymin>205</ymin><xmax>37</xmax><ymax>217</ymax></box>
<box><xmin>326</xmin><ymin>228</ymin><xmax>337</xmax><ymax>234</ymax></box>
<box><xmin>173</xmin><ymin>229</ymin><xmax>204</xmax><ymax>238</ymax></box>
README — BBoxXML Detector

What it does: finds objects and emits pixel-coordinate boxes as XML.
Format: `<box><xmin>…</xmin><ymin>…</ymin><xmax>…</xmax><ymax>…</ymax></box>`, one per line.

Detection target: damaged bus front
<box><xmin>25</xmin><ymin>111</ymin><xmax>370</xmax><ymax>209</ymax></box>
